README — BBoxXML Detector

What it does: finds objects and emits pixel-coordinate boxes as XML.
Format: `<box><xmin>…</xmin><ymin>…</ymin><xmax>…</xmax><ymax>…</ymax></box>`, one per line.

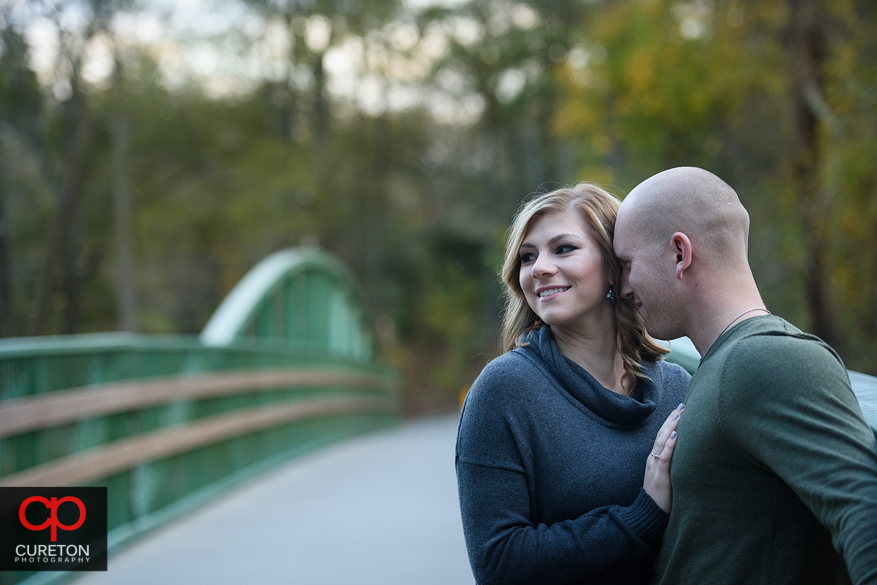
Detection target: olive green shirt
<box><xmin>654</xmin><ymin>316</ymin><xmax>877</xmax><ymax>585</ymax></box>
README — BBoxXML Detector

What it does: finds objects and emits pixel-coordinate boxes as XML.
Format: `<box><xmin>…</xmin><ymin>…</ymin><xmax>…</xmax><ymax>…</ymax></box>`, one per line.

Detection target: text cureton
<box><xmin>15</xmin><ymin>545</ymin><xmax>90</xmax><ymax>557</ymax></box>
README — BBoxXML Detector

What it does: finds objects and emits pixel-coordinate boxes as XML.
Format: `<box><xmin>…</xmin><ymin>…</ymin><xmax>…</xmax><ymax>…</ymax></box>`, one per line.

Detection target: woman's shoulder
<box><xmin>462</xmin><ymin>347</ymin><xmax>549</xmax><ymax>411</ymax></box>
<box><xmin>475</xmin><ymin>346</ymin><xmax>546</xmax><ymax>384</ymax></box>
<box><xmin>650</xmin><ymin>359</ymin><xmax>691</xmax><ymax>403</ymax></box>
<box><xmin>457</xmin><ymin>350</ymin><xmax>541</xmax><ymax>457</ymax></box>
<box><xmin>654</xmin><ymin>359</ymin><xmax>692</xmax><ymax>383</ymax></box>
<box><xmin>636</xmin><ymin>359</ymin><xmax>689</xmax><ymax>400</ymax></box>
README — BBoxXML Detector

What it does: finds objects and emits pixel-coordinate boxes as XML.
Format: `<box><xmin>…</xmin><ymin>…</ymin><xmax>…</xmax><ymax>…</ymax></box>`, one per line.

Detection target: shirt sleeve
<box><xmin>456</xmin><ymin>459</ymin><xmax>667</xmax><ymax>585</ymax></box>
<box><xmin>720</xmin><ymin>335</ymin><xmax>877</xmax><ymax>585</ymax></box>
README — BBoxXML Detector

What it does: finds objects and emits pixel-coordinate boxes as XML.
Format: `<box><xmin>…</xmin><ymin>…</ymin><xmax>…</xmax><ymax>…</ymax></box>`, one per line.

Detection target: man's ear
<box><xmin>671</xmin><ymin>232</ymin><xmax>693</xmax><ymax>281</ymax></box>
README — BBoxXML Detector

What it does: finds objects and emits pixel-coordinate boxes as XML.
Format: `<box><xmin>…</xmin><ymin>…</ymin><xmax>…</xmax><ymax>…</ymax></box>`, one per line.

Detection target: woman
<box><xmin>456</xmin><ymin>184</ymin><xmax>690</xmax><ymax>585</ymax></box>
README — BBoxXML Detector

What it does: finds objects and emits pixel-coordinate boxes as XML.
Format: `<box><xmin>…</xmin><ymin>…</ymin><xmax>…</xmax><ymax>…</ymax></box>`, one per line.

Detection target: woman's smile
<box><xmin>537</xmin><ymin>286</ymin><xmax>571</xmax><ymax>300</ymax></box>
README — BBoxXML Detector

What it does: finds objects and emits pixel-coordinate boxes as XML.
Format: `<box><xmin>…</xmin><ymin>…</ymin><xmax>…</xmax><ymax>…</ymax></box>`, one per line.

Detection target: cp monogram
<box><xmin>19</xmin><ymin>496</ymin><xmax>87</xmax><ymax>542</ymax></box>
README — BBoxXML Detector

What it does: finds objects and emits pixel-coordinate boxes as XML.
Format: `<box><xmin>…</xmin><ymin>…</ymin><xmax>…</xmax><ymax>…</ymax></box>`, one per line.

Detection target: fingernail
<box><xmin>670</xmin><ymin>431</ymin><xmax>677</xmax><ymax>439</ymax></box>
<box><xmin>677</xmin><ymin>403</ymin><xmax>685</xmax><ymax>410</ymax></box>
<box><xmin>672</xmin><ymin>411</ymin><xmax>679</xmax><ymax>421</ymax></box>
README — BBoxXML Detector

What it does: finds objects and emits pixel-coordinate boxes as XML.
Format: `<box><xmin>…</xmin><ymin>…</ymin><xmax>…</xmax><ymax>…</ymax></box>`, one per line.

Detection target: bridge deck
<box><xmin>70</xmin><ymin>414</ymin><xmax>473</xmax><ymax>585</ymax></box>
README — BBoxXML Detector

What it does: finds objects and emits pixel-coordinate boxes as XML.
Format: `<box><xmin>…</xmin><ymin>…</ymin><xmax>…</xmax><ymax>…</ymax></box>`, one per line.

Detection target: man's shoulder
<box><xmin>728</xmin><ymin>318</ymin><xmax>844</xmax><ymax>372</ymax></box>
<box><xmin>715</xmin><ymin>319</ymin><xmax>851</xmax><ymax>408</ymax></box>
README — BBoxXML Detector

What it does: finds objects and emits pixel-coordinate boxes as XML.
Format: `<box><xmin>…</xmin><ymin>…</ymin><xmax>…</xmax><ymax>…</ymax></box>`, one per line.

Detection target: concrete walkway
<box><xmin>71</xmin><ymin>414</ymin><xmax>474</xmax><ymax>585</ymax></box>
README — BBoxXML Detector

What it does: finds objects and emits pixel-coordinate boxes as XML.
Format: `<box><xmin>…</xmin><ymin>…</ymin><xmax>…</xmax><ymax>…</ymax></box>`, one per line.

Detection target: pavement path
<box><xmin>71</xmin><ymin>414</ymin><xmax>474</xmax><ymax>585</ymax></box>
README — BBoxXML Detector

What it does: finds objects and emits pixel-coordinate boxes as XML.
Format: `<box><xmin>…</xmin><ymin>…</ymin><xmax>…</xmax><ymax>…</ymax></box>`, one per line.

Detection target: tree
<box><xmin>554</xmin><ymin>0</ymin><xmax>877</xmax><ymax>373</ymax></box>
<box><xmin>19</xmin><ymin>0</ymin><xmax>132</xmax><ymax>334</ymax></box>
<box><xmin>0</xmin><ymin>11</ymin><xmax>44</xmax><ymax>335</ymax></box>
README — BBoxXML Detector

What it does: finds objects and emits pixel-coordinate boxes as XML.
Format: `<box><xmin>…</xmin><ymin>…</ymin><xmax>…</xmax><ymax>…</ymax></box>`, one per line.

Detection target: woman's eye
<box><xmin>520</xmin><ymin>252</ymin><xmax>536</xmax><ymax>264</ymax></box>
<box><xmin>556</xmin><ymin>245</ymin><xmax>576</xmax><ymax>254</ymax></box>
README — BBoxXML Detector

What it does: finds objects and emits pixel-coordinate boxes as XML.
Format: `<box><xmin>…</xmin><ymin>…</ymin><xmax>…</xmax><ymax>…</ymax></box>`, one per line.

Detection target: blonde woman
<box><xmin>456</xmin><ymin>184</ymin><xmax>689</xmax><ymax>585</ymax></box>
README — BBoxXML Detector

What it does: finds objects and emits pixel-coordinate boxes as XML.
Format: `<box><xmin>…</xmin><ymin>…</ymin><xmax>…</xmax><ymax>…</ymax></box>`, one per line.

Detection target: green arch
<box><xmin>200</xmin><ymin>247</ymin><xmax>373</xmax><ymax>362</ymax></box>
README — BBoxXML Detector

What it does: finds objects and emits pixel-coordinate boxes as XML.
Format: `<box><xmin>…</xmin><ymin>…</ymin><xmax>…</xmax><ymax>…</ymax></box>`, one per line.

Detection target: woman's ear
<box><xmin>603</xmin><ymin>255</ymin><xmax>616</xmax><ymax>288</ymax></box>
<box><xmin>671</xmin><ymin>232</ymin><xmax>693</xmax><ymax>281</ymax></box>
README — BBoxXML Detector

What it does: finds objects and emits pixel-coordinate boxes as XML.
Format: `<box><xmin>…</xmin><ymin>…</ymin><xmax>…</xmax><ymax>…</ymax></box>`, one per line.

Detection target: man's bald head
<box><xmin>619</xmin><ymin>167</ymin><xmax>750</xmax><ymax>267</ymax></box>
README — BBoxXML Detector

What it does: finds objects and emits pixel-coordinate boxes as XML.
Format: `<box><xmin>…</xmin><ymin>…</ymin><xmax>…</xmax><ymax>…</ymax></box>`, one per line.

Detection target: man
<box><xmin>614</xmin><ymin>166</ymin><xmax>877</xmax><ymax>585</ymax></box>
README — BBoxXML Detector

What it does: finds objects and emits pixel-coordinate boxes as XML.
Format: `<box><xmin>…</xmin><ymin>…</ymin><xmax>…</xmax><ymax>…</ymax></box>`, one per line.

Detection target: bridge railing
<box><xmin>0</xmin><ymin>248</ymin><xmax>400</xmax><ymax>585</ymax></box>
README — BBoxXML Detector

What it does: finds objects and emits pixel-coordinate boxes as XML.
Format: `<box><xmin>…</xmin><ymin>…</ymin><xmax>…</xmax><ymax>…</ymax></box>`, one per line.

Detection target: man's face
<box><xmin>614</xmin><ymin>212</ymin><xmax>681</xmax><ymax>341</ymax></box>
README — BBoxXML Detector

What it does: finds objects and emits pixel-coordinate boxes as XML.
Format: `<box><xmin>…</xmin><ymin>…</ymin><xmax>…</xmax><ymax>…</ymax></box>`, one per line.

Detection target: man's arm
<box><xmin>722</xmin><ymin>334</ymin><xmax>877</xmax><ymax>585</ymax></box>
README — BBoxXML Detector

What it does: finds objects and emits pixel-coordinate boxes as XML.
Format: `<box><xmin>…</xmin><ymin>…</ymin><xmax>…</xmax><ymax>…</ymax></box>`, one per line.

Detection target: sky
<box><xmin>18</xmin><ymin>0</ymin><xmax>481</xmax><ymax>121</ymax></box>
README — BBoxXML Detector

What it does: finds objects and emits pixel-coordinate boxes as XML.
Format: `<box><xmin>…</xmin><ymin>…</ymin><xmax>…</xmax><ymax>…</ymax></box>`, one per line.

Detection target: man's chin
<box><xmin>642</xmin><ymin>317</ymin><xmax>673</xmax><ymax>342</ymax></box>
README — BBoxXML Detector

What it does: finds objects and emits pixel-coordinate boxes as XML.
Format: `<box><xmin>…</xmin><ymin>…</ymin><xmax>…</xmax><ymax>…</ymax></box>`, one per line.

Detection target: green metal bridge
<box><xmin>0</xmin><ymin>247</ymin><xmax>875</xmax><ymax>585</ymax></box>
<box><xmin>0</xmin><ymin>247</ymin><xmax>399</xmax><ymax>585</ymax></box>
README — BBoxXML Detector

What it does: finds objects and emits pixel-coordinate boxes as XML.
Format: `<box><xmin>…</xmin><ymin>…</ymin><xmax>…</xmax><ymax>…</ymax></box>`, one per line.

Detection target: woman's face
<box><xmin>518</xmin><ymin>210</ymin><xmax>611</xmax><ymax>330</ymax></box>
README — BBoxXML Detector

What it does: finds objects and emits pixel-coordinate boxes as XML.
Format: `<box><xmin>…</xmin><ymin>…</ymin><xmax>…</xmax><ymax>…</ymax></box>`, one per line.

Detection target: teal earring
<box><xmin>606</xmin><ymin>285</ymin><xmax>617</xmax><ymax>307</ymax></box>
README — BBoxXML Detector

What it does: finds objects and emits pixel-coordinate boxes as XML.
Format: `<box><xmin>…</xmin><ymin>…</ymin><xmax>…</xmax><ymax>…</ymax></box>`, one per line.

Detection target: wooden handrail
<box><xmin>0</xmin><ymin>369</ymin><xmax>394</xmax><ymax>438</ymax></box>
<box><xmin>0</xmin><ymin>395</ymin><xmax>395</xmax><ymax>487</ymax></box>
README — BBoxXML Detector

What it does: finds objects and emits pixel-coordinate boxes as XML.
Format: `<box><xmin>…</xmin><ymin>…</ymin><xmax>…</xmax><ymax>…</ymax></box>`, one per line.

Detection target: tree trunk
<box><xmin>784</xmin><ymin>0</ymin><xmax>845</xmax><ymax>352</ymax></box>
<box><xmin>61</xmin><ymin>214</ymin><xmax>82</xmax><ymax>334</ymax></box>
<box><xmin>30</xmin><ymin>109</ymin><xmax>94</xmax><ymax>335</ymax></box>
<box><xmin>0</xmin><ymin>162</ymin><xmax>11</xmax><ymax>337</ymax></box>
<box><xmin>113</xmin><ymin>116</ymin><xmax>136</xmax><ymax>331</ymax></box>
<box><xmin>311</xmin><ymin>50</ymin><xmax>332</xmax><ymax>191</ymax></box>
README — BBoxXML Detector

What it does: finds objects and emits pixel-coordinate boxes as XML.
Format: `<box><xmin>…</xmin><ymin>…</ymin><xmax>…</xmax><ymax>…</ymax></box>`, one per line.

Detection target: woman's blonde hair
<box><xmin>500</xmin><ymin>183</ymin><xmax>668</xmax><ymax>382</ymax></box>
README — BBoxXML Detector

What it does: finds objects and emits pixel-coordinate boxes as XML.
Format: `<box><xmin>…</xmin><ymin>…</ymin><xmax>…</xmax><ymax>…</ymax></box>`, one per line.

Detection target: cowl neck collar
<box><xmin>520</xmin><ymin>325</ymin><xmax>660</xmax><ymax>427</ymax></box>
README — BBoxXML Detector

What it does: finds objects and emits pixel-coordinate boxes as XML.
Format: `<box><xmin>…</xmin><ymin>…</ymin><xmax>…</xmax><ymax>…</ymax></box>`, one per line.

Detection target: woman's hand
<box><xmin>643</xmin><ymin>403</ymin><xmax>684</xmax><ymax>514</ymax></box>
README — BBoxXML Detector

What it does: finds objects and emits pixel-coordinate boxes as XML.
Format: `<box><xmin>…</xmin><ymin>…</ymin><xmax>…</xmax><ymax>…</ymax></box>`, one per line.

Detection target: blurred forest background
<box><xmin>1</xmin><ymin>0</ymin><xmax>875</xmax><ymax>415</ymax></box>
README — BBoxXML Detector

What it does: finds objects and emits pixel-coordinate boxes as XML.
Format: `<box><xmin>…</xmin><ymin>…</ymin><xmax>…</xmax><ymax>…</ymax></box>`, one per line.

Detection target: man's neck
<box><xmin>689</xmin><ymin>280</ymin><xmax>768</xmax><ymax>356</ymax></box>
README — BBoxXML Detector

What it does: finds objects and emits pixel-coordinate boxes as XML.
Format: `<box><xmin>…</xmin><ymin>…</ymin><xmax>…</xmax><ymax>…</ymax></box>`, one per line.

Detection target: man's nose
<box><xmin>620</xmin><ymin>270</ymin><xmax>634</xmax><ymax>299</ymax></box>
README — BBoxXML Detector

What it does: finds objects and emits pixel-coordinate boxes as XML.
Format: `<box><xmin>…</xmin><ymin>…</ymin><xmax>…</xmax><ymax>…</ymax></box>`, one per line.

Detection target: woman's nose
<box><xmin>531</xmin><ymin>255</ymin><xmax>556</xmax><ymax>278</ymax></box>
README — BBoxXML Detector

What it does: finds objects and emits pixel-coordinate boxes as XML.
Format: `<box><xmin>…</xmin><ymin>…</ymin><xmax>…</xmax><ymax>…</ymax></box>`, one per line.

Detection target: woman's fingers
<box><xmin>658</xmin><ymin>430</ymin><xmax>678</xmax><ymax>463</ymax></box>
<box><xmin>643</xmin><ymin>404</ymin><xmax>684</xmax><ymax>513</ymax></box>
<box><xmin>651</xmin><ymin>402</ymin><xmax>684</xmax><ymax>456</ymax></box>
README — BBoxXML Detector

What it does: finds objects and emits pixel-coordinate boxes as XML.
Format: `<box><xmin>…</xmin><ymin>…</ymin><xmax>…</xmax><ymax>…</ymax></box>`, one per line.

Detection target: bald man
<box><xmin>614</xmin><ymin>167</ymin><xmax>877</xmax><ymax>585</ymax></box>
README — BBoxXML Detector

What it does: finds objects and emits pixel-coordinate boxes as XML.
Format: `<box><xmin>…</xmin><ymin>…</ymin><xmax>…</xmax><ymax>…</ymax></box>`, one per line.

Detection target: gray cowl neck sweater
<box><xmin>456</xmin><ymin>325</ymin><xmax>690</xmax><ymax>585</ymax></box>
<box><xmin>524</xmin><ymin>326</ymin><xmax>660</xmax><ymax>426</ymax></box>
